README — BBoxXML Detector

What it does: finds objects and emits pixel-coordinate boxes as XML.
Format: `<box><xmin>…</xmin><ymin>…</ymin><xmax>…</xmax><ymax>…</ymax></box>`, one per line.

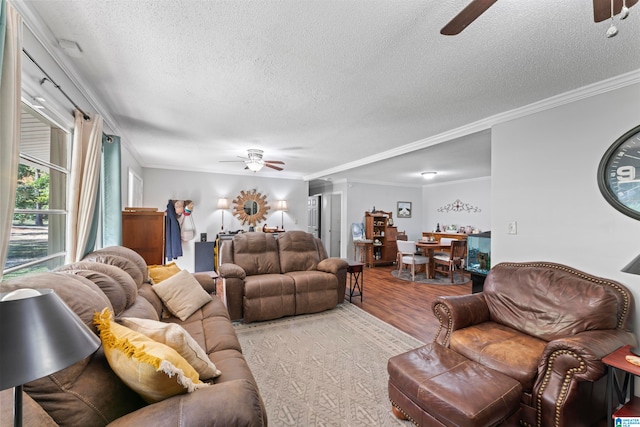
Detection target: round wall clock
<box><xmin>597</xmin><ymin>124</ymin><xmax>640</xmax><ymax>220</ymax></box>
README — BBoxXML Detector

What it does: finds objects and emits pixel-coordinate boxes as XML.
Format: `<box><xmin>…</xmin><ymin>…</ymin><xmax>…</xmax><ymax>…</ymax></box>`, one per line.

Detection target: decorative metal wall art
<box><xmin>437</xmin><ymin>199</ymin><xmax>481</xmax><ymax>213</ymax></box>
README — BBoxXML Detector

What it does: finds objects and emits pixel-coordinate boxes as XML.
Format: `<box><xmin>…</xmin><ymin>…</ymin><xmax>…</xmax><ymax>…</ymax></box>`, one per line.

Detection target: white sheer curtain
<box><xmin>66</xmin><ymin>110</ymin><xmax>103</xmax><ymax>263</ymax></box>
<box><xmin>0</xmin><ymin>1</ymin><xmax>22</xmax><ymax>279</ymax></box>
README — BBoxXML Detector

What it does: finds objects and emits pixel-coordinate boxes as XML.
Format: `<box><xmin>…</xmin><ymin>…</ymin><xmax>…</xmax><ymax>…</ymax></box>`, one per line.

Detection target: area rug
<box><xmin>391</xmin><ymin>268</ymin><xmax>470</xmax><ymax>285</ymax></box>
<box><xmin>234</xmin><ymin>303</ymin><xmax>424</xmax><ymax>426</ymax></box>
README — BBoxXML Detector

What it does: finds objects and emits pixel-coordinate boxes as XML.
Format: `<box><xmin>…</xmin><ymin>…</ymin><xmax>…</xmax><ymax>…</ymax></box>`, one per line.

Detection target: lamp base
<box><xmin>14</xmin><ymin>384</ymin><xmax>22</xmax><ymax>427</ymax></box>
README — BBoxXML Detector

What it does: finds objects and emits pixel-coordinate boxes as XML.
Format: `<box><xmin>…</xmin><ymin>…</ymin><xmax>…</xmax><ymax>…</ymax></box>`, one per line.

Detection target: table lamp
<box><xmin>0</xmin><ymin>288</ymin><xmax>101</xmax><ymax>427</ymax></box>
<box><xmin>277</xmin><ymin>200</ymin><xmax>288</xmax><ymax>230</ymax></box>
<box><xmin>217</xmin><ymin>198</ymin><xmax>229</xmax><ymax>231</ymax></box>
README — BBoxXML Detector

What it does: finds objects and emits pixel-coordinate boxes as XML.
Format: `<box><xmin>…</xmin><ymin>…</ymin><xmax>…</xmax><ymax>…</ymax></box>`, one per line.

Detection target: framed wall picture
<box><xmin>397</xmin><ymin>201</ymin><xmax>412</xmax><ymax>218</ymax></box>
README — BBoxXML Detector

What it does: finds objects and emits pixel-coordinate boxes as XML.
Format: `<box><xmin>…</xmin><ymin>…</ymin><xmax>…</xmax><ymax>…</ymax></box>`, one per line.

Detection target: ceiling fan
<box><xmin>220</xmin><ymin>149</ymin><xmax>285</xmax><ymax>172</ymax></box>
<box><xmin>440</xmin><ymin>0</ymin><xmax>637</xmax><ymax>36</ymax></box>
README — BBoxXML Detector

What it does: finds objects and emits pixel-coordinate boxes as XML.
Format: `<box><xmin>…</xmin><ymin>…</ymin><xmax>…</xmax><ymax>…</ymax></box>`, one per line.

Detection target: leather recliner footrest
<box><xmin>388</xmin><ymin>343</ymin><xmax>522</xmax><ymax>427</ymax></box>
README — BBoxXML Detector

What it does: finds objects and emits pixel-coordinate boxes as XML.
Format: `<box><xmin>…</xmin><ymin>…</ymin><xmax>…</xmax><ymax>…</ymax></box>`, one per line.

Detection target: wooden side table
<box><xmin>603</xmin><ymin>344</ymin><xmax>640</xmax><ymax>426</ymax></box>
<box><xmin>346</xmin><ymin>261</ymin><xmax>364</xmax><ymax>303</ymax></box>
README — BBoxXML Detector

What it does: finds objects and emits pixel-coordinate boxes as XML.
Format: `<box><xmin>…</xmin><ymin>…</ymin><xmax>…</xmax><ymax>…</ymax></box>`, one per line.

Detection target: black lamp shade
<box><xmin>0</xmin><ymin>289</ymin><xmax>101</xmax><ymax>390</ymax></box>
<box><xmin>622</xmin><ymin>253</ymin><xmax>640</xmax><ymax>276</ymax></box>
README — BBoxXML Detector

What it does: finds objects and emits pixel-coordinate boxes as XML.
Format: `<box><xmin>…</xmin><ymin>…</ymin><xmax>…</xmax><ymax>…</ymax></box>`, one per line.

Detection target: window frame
<box><xmin>3</xmin><ymin>104</ymin><xmax>71</xmax><ymax>276</ymax></box>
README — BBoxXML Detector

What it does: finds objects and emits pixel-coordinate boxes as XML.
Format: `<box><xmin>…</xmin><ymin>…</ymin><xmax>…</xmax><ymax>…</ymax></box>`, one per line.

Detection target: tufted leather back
<box><xmin>484</xmin><ymin>262</ymin><xmax>633</xmax><ymax>342</ymax></box>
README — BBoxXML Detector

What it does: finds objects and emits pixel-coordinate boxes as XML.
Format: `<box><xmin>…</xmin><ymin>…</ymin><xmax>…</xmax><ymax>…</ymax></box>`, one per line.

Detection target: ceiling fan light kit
<box><xmin>220</xmin><ymin>149</ymin><xmax>285</xmax><ymax>173</ymax></box>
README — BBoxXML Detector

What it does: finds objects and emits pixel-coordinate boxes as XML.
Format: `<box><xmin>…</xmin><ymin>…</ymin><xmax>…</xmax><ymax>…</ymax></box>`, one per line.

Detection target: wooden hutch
<box><xmin>365</xmin><ymin>210</ymin><xmax>397</xmax><ymax>266</ymax></box>
<box><xmin>122</xmin><ymin>208</ymin><xmax>165</xmax><ymax>265</ymax></box>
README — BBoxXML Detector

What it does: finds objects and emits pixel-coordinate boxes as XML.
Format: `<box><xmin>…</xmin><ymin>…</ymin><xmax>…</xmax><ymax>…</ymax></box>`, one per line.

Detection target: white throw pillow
<box><xmin>152</xmin><ymin>269</ymin><xmax>212</xmax><ymax>321</ymax></box>
<box><xmin>119</xmin><ymin>317</ymin><xmax>221</xmax><ymax>379</ymax></box>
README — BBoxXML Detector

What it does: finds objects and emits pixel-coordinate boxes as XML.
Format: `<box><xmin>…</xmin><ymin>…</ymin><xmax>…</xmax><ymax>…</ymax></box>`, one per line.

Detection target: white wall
<box><xmin>492</xmin><ymin>82</ymin><xmax>640</xmax><ymax>328</ymax></box>
<box><xmin>143</xmin><ymin>168</ymin><xmax>308</xmax><ymax>271</ymax></box>
<box><xmin>422</xmin><ymin>177</ymin><xmax>491</xmax><ymax>234</ymax></box>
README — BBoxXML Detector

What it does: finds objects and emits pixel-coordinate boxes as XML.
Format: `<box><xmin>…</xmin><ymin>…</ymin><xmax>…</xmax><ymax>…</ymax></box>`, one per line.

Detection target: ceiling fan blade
<box><xmin>440</xmin><ymin>0</ymin><xmax>498</xmax><ymax>35</ymax></box>
<box><xmin>593</xmin><ymin>0</ymin><xmax>638</xmax><ymax>22</ymax></box>
<box><xmin>264</xmin><ymin>163</ymin><xmax>283</xmax><ymax>171</ymax></box>
<box><xmin>264</xmin><ymin>160</ymin><xmax>285</xmax><ymax>165</ymax></box>
<box><xmin>219</xmin><ymin>160</ymin><xmax>246</xmax><ymax>163</ymax></box>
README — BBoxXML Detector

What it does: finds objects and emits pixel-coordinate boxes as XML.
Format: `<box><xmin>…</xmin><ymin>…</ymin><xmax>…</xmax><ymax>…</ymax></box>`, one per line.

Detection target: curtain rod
<box><xmin>22</xmin><ymin>48</ymin><xmax>91</xmax><ymax>121</ymax></box>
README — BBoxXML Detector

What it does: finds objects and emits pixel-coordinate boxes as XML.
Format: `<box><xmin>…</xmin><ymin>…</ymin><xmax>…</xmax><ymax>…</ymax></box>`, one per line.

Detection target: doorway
<box><xmin>329</xmin><ymin>193</ymin><xmax>342</xmax><ymax>258</ymax></box>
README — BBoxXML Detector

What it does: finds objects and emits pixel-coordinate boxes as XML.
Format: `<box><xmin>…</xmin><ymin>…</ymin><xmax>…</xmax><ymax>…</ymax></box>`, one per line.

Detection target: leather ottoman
<box><xmin>387</xmin><ymin>343</ymin><xmax>521</xmax><ymax>427</ymax></box>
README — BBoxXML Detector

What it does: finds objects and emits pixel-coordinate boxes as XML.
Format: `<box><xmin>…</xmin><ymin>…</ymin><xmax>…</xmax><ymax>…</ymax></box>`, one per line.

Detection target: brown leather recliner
<box><xmin>432</xmin><ymin>262</ymin><xmax>637</xmax><ymax>427</ymax></box>
<box><xmin>218</xmin><ymin>231</ymin><xmax>348</xmax><ymax>322</ymax></box>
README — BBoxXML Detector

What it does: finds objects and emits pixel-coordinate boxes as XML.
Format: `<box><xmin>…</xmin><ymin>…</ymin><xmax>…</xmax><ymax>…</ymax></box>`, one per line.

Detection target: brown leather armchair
<box><xmin>432</xmin><ymin>262</ymin><xmax>637</xmax><ymax>427</ymax></box>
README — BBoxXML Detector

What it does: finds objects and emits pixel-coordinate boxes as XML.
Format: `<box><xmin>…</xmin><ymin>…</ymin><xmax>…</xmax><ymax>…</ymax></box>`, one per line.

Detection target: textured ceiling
<box><xmin>16</xmin><ymin>0</ymin><xmax>640</xmax><ymax>185</ymax></box>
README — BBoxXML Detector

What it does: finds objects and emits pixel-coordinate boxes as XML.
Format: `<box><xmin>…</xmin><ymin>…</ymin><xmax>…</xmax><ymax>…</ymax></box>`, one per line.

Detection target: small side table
<box><xmin>603</xmin><ymin>344</ymin><xmax>640</xmax><ymax>427</ymax></box>
<box><xmin>346</xmin><ymin>261</ymin><xmax>364</xmax><ymax>303</ymax></box>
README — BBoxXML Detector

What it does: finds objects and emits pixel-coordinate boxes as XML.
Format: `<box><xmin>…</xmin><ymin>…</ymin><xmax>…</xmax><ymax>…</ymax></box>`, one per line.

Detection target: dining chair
<box><xmin>396</xmin><ymin>240</ymin><xmax>429</xmax><ymax>281</ymax></box>
<box><xmin>433</xmin><ymin>240</ymin><xmax>467</xmax><ymax>283</ymax></box>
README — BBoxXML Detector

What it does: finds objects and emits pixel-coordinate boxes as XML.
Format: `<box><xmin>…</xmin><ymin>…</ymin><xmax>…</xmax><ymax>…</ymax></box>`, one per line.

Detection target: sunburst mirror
<box><xmin>232</xmin><ymin>189</ymin><xmax>270</xmax><ymax>226</ymax></box>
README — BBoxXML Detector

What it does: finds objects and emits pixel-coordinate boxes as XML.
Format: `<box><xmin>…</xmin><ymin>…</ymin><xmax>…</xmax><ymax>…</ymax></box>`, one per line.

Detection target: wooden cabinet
<box><xmin>122</xmin><ymin>209</ymin><xmax>165</xmax><ymax>265</ymax></box>
<box><xmin>365</xmin><ymin>211</ymin><xmax>397</xmax><ymax>266</ymax></box>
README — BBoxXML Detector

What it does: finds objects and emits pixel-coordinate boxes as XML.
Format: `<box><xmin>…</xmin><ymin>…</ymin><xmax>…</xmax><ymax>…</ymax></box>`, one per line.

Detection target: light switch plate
<box><xmin>508</xmin><ymin>221</ymin><xmax>517</xmax><ymax>235</ymax></box>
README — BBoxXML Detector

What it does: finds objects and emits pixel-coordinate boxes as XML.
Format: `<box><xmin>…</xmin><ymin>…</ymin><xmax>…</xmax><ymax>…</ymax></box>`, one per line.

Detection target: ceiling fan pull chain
<box><xmin>606</xmin><ymin>0</ymin><xmax>618</xmax><ymax>37</ymax></box>
<box><xmin>621</xmin><ymin>0</ymin><xmax>630</xmax><ymax>19</ymax></box>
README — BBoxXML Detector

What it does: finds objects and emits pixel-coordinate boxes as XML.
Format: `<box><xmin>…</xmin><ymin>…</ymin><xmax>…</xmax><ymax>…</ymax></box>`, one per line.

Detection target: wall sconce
<box><xmin>277</xmin><ymin>200</ymin><xmax>288</xmax><ymax>230</ymax></box>
<box><xmin>0</xmin><ymin>288</ymin><xmax>101</xmax><ymax>427</ymax></box>
<box><xmin>217</xmin><ymin>198</ymin><xmax>229</xmax><ymax>231</ymax></box>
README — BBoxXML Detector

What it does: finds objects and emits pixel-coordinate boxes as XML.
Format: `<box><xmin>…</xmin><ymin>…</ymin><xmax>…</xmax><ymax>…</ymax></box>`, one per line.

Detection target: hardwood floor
<box><xmin>346</xmin><ymin>264</ymin><xmax>472</xmax><ymax>343</ymax></box>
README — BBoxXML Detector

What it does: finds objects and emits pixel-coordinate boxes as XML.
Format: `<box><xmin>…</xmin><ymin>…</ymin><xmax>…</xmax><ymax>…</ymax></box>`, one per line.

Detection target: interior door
<box><xmin>307</xmin><ymin>195</ymin><xmax>320</xmax><ymax>237</ymax></box>
<box><xmin>329</xmin><ymin>193</ymin><xmax>341</xmax><ymax>257</ymax></box>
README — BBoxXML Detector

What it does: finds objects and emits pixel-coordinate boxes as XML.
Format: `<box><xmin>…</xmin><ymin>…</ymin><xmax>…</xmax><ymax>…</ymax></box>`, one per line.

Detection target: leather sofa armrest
<box><xmin>532</xmin><ymin>329</ymin><xmax>637</xmax><ymax>426</ymax></box>
<box><xmin>219</xmin><ymin>263</ymin><xmax>246</xmax><ymax>280</ymax></box>
<box><xmin>192</xmin><ymin>273</ymin><xmax>215</xmax><ymax>293</ymax></box>
<box><xmin>317</xmin><ymin>258</ymin><xmax>348</xmax><ymax>274</ymax></box>
<box><xmin>107</xmin><ymin>379</ymin><xmax>266</xmax><ymax>427</ymax></box>
<box><xmin>432</xmin><ymin>293</ymin><xmax>489</xmax><ymax>346</ymax></box>
<box><xmin>538</xmin><ymin>329</ymin><xmax>638</xmax><ymax>383</ymax></box>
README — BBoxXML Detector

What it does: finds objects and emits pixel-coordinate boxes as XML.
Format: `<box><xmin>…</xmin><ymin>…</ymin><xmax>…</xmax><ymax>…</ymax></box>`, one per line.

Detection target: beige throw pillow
<box><xmin>152</xmin><ymin>269</ymin><xmax>211</xmax><ymax>321</ymax></box>
<box><xmin>119</xmin><ymin>317</ymin><xmax>221</xmax><ymax>379</ymax></box>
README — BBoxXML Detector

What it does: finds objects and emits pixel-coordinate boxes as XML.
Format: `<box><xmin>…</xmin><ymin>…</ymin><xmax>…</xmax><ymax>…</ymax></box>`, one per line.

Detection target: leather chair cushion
<box><xmin>278</xmin><ymin>231</ymin><xmax>321</xmax><ymax>273</ymax></box>
<box><xmin>243</xmin><ymin>274</ymin><xmax>296</xmax><ymax>322</ymax></box>
<box><xmin>285</xmin><ymin>270</ymin><xmax>338</xmax><ymax>314</ymax></box>
<box><xmin>485</xmin><ymin>264</ymin><xmax>622</xmax><ymax>341</ymax></box>
<box><xmin>233</xmin><ymin>233</ymin><xmax>281</xmax><ymax>276</ymax></box>
<box><xmin>449</xmin><ymin>321</ymin><xmax>547</xmax><ymax>391</ymax></box>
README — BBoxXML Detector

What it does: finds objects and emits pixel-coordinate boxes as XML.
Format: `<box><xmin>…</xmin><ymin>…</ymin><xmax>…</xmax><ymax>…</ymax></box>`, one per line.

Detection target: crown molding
<box><xmin>304</xmin><ymin>69</ymin><xmax>640</xmax><ymax>181</ymax></box>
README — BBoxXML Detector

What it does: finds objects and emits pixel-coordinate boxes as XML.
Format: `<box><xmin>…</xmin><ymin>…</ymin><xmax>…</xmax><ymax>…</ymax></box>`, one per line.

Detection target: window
<box><xmin>3</xmin><ymin>105</ymin><xmax>70</xmax><ymax>279</ymax></box>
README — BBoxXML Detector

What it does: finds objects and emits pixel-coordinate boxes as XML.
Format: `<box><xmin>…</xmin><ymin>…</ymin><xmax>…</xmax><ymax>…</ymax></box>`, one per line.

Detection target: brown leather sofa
<box><xmin>0</xmin><ymin>246</ymin><xmax>267</xmax><ymax>427</ymax></box>
<box><xmin>429</xmin><ymin>262</ymin><xmax>637</xmax><ymax>427</ymax></box>
<box><xmin>218</xmin><ymin>231</ymin><xmax>348</xmax><ymax>322</ymax></box>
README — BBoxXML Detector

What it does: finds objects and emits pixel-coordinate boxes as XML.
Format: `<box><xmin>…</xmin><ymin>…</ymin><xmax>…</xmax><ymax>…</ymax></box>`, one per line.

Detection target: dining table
<box><xmin>416</xmin><ymin>241</ymin><xmax>451</xmax><ymax>279</ymax></box>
